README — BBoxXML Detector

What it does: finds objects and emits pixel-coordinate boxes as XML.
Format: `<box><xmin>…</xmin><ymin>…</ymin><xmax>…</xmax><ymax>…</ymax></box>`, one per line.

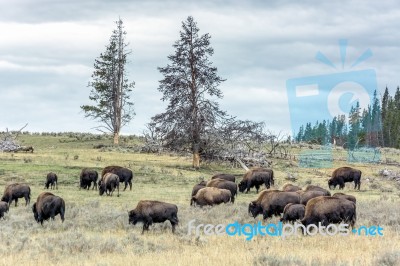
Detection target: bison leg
<box><xmin>14</xmin><ymin>198</ymin><xmax>18</xmax><ymax>207</ymax></box>
<box><xmin>123</xmin><ymin>181</ymin><xmax>128</xmax><ymax>191</ymax></box>
<box><xmin>129</xmin><ymin>181</ymin><xmax>132</xmax><ymax>191</ymax></box>
<box><xmin>255</xmin><ymin>185</ymin><xmax>260</xmax><ymax>193</ymax></box>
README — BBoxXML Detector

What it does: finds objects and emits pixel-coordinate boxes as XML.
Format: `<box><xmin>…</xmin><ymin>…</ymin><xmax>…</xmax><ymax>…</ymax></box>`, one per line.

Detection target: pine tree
<box><xmin>150</xmin><ymin>16</ymin><xmax>226</xmax><ymax>168</ymax></box>
<box><xmin>81</xmin><ymin>19</ymin><xmax>135</xmax><ymax>144</ymax></box>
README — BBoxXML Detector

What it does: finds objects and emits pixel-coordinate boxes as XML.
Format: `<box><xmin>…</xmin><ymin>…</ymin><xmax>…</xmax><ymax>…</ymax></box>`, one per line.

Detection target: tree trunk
<box><xmin>113</xmin><ymin>132</ymin><xmax>119</xmax><ymax>145</ymax></box>
<box><xmin>192</xmin><ymin>143</ymin><xmax>200</xmax><ymax>169</ymax></box>
<box><xmin>192</xmin><ymin>152</ymin><xmax>200</xmax><ymax>169</ymax></box>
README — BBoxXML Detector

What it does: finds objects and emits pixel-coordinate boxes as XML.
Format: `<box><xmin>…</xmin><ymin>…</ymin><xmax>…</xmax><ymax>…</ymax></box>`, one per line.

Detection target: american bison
<box><xmin>328</xmin><ymin>167</ymin><xmax>362</xmax><ymax>190</ymax></box>
<box><xmin>211</xmin><ymin>174</ymin><xmax>236</xmax><ymax>183</ymax></box>
<box><xmin>304</xmin><ymin>185</ymin><xmax>331</xmax><ymax>196</ymax></box>
<box><xmin>280</xmin><ymin>203</ymin><xmax>305</xmax><ymax>223</ymax></box>
<box><xmin>98</xmin><ymin>173</ymin><xmax>120</xmax><ymax>197</ymax></box>
<box><xmin>299</xmin><ymin>190</ymin><xmax>327</xmax><ymax>205</ymax></box>
<box><xmin>0</xmin><ymin>201</ymin><xmax>9</xmax><ymax>219</ymax></box>
<box><xmin>282</xmin><ymin>183</ymin><xmax>302</xmax><ymax>192</ymax></box>
<box><xmin>332</xmin><ymin>192</ymin><xmax>357</xmax><ymax>204</ymax></box>
<box><xmin>207</xmin><ymin>178</ymin><xmax>237</xmax><ymax>203</ymax></box>
<box><xmin>191</xmin><ymin>181</ymin><xmax>207</xmax><ymax>197</ymax></box>
<box><xmin>128</xmin><ymin>200</ymin><xmax>179</xmax><ymax>234</ymax></box>
<box><xmin>101</xmin><ymin>166</ymin><xmax>133</xmax><ymax>191</ymax></box>
<box><xmin>1</xmin><ymin>183</ymin><xmax>31</xmax><ymax>206</ymax></box>
<box><xmin>191</xmin><ymin>187</ymin><xmax>231</xmax><ymax>207</ymax></box>
<box><xmin>32</xmin><ymin>192</ymin><xmax>65</xmax><ymax>225</ymax></box>
<box><xmin>45</xmin><ymin>172</ymin><xmax>58</xmax><ymax>190</ymax></box>
<box><xmin>248</xmin><ymin>190</ymin><xmax>300</xmax><ymax>219</ymax></box>
<box><xmin>239</xmin><ymin>168</ymin><xmax>274</xmax><ymax>193</ymax></box>
<box><xmin>80</xmin><ymin>168</ymin><xmax>98</xmax><ymax>190</ymax></box>
<box><xmin>301</xmin><ymin>196</ymin><xmax>356</xmax><ymax>228</ymax></box>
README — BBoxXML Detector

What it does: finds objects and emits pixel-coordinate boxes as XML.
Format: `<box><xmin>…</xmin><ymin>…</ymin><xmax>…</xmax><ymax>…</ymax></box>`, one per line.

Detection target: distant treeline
<box><xmin>295</xmin><ymin>87</ymin><xmax>400</xmax><ymax>149</ymax></box>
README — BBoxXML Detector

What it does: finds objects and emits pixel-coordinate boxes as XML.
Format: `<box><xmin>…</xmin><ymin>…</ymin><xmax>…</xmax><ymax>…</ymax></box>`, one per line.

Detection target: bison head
<box><xmin>238</xmin><ymin>181</ymin><xmax>246</xmax><ymax>193</ymax></box>
<box><xmin>128</xmin><ymin>210</ymin><xmax>138</xmax><ymax>225</ymax></box>
<box><xmin>99</xmin><ymin>184</ymin><xmax>106</xmax><ymax>196</ymax></box>
<box><xmin>328</xmin><ymin>179</ymin><xmax>337</xmax><ymax>190</ymax></box>
<box><xmin>248</xmin><ymin>201</ymin><xmax>262</xmax><ymax>218</ymax></box>
<box><xmin>32</xmin><ymin>203</ymin><xmax>39</xmax><ymax>222</ymax></box>
<box><xmin>1</xmin><ymin>195</ymin><xmax>8</xmax><ymax>203</ymax></box>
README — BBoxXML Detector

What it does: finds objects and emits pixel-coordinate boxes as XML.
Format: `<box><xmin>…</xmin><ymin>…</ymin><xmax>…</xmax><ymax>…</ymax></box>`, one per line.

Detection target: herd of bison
<box><xmin>0</xmin><ymin>165</ymin><xmax>362</xmax><ymax>234</ymax></box>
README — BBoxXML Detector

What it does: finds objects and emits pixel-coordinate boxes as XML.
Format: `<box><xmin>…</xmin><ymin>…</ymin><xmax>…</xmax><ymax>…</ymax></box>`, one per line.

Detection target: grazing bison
<box><xmin>191</xmin><ymin>181</ymin><xmax>207</xmax><ymax>197</ymax></box>
<box><xmin>328</xmin><ymin>167</ymin><xmax>362</xmax><ymax>190</ymax></box>
<box><xmin>191</xmin><ymin>187</ymin><xmax>231</xmax><ymax>207</ymax></box>
<box><xmin>207</xmin><ymin>178</ymin><xmax>237</xmax><ymax>203</ymax></box>
<box><xmin>248</xmin><ymin>190</ymin><xmax>300</xmax><ymax>219</ymax></box>
<box><xmin>1</xmin><ymin>183</ymin><xmax>31</xmax><ymax>206</ymax></box>
<box><xmin>239</xmin><ymin>168</ymin><xmax>274</xmax><ymax>193</ymax></box>
<box><xmin>101</xmin><ymin>166</ymin><xmax>133</xmax><ymax>191</ymax></box>
<box><xmin>332</xmin><ymin>192</ymin><xmax>357</xmax><ymax>204</ymax></box>
<box><xmin>282</xmin><ymin>183</ymin><xmax>302</xmax><ymax>192</ymax></box>
<box><xmin>280</xmin><ymin>203</ymin><xmax>305</xmax><ymax>223</ymax></box>
<box><xmin>304</xmin><ymin>185</ymin><xmax>331</xmax><ymax>196</ymax></box>
<box><xmin>211</xmin><ymin>174</ymin><xmax>236</xmax><ymax>183</ymax></box>
<box><xmin>32</xmin><ymin>192</ymin><xmax>65</xmax><ymax>225</ymax></box>
<box><xmin>299</xmin><ymin>190</ymin><xmax>326</xmax><ymax>205</ymax></box>
<box><xmin>128</xmin><ymin>200</ymin><xmax>179</xmax><ymax>234</ymax></box>
<box><xmin>98</xmin><ymin>173</ymin><xmax>120</xmax><ymax>197</ymax></box>
<box><xmin>0</xmin><ymin>202</ymin><xmax>9</xmax><ymax>219</ymax></box>
<box><xmin>301</xmin><ymin>196</ymin><xmax>356</xmax><ymax>228</ymax></box>
<box><xmin>45</xmin><ymin>172</ymin><xmax>58</xmax><ymax>190</ymax></box>
<box><xmin>80</xmin><ymin>168</ymin><xmax>98</xmax><ymax>190</ymax></box>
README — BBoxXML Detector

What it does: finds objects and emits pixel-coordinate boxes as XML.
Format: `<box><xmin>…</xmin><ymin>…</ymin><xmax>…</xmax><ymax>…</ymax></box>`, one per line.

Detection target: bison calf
<box><xmin>280</xmin><ymin>203</ymin><xmax>305</xmax><ymax>223</ymax></box>
<box><xmin>99</xmin><ymin>173</ymin><xmax>120</xmax><ymax>197</ymax></box>
<box><xmin>32</xmin><ymin>192</ymin><xmax>65</xmax><ymax>225</ymax></box>
<box><xmin>0</xmin><ymin>202</ymin><xmax>9</xmax><ymax>219</ymax></box>
<box><xmin>1</xmin><ymin>183</ymin><xmax>31</xmax><ymax>207</ymax></box>
<box><xmin>45</xmin><ymin>172</ymin><xmax>58</xmax><ymax>190</ymax></box>
<box><xmin>128</xmin><ymin>200</ymin><xmax>179</xmax><ymax>234</ymax></box>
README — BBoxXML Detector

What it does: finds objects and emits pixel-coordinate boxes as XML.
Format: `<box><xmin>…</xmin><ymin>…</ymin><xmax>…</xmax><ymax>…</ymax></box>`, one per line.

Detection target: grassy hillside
<box><xmin>0</xmin><ymin>134</ymin><xmax>400</xmax><ymax>266</ymax></box>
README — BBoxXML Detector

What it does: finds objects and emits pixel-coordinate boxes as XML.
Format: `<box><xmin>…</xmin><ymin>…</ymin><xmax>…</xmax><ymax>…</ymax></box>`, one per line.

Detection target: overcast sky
<box><xmin>1</xmin><ymin>0</ymin><xmax>399</xmax><ymax>136</ymax></box>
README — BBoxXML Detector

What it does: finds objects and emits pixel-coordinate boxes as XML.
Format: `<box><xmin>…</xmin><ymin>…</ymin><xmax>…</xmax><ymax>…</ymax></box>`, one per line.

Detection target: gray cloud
<box><xmin>1</xmin><ymin>0</ymin><xmax>400</xmax><ymax>136</ymax></box>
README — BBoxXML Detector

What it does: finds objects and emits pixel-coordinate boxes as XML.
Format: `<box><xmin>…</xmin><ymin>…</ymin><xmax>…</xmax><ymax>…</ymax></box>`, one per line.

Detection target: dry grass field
<box><xmin>1</xmin><ymin>134</ymin><xmax>400</xmax><ymax>266</ymax></box>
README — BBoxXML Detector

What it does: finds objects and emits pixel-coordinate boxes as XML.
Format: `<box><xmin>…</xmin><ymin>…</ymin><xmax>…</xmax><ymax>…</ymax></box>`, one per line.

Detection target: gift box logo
<box><xmin>286</xmin><ymin>40</ymin><xmax>380</xmax><ymax>167</ymax></box>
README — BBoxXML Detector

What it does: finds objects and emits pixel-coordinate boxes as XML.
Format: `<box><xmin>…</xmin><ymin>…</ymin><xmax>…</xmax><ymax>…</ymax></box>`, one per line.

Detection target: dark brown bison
<box><xmin>332</xmin><ymin>192</ymin><xmax>357</xmax><ymax>204</ymax></box>
<box><xmin>301</xmin><ymin>196</ymin><xmax>356</xmax><ymax>227</ymax></box>
<box><xmin>101</xmin><ymin>166</ymin><xmax>133</xmax><ymax>191</ymax></box>
<box><xmin>304</xmin><ymin>185</ymin><xmax>331</xmax><ymax>196</ymax></box>
<box><xmin>328</xmin><ymin>167</ymin><xmax>362</xmax><ymax>190</ymax></box>
<box><xmin>1</xmin><ymin>183</ymin><xmax>31</xmax><ymax>206</ymax></box>
<box><xmin>128</xmin><ymin>200</ymin><xmax>179</xmax><ymax>234</ymax></box>
<box><xmin>239</xmin><ymin>168</ymin><xmax>274</xmax><ymax>193</ymax></box>
<box><xmin>299</xmin><ymin>190</ymin><xmax>326</xmax><ymax>205</ymax></box>
<box><xmin>98</xmin><ymin>173</ymin><xmax>120</xmax><ymax>197</ymax></box>
<box><xmin>282</xmin><ymin>183</ymin><xmax>302</xmax><ymax>192</ymax></box>
<box><xmin>211</xmin><ymin>174</ymin><xmax>236</xmax><ymax>183</ymax></box>
<box><xmin>80</xmin><ymin>168</ymin><xmax>98</xmax><ymax>190</ymax></box>
<box><xmin>45</xmin><ymin>172</ymin><xmax>58</xmax><ymax>190</ymax></box>
<box><xmin>0</xmin><ymin>202</ymin><xmax>9</xmax><ymax>219</ymax></box>
<box><xmin>32</xmin><ymin>192</ymin><xmax>65</xmax><ymax>225</ymax></box>
<box><xmin>206</xmin><ymin>178</ymin><xmax>237</xmax><ymax>203</ymax></box>
<box><xmin>280</xmin><ymin>203</ymin><xmax>305</xmax><ymax>223</ymax></box>
<box><xmin>191</xmin><ymin>187</ymin><xmax>231</xmax><ymax>207</ymax></box>
<box><xmin>248</xmin><ymin>190</ymin><xmax>300</xmax><ymax>219</ymax></box>
<box><xmin>191</xmin><ymin>181</ymin><xmax>207</xmax><ymax>197</ymax></box>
